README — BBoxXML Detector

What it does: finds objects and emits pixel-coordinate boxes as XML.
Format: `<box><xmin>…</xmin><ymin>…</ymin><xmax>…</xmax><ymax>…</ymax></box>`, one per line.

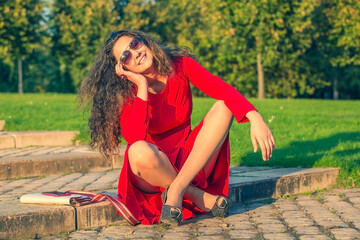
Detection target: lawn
<box><xmin>1</xmin><ymin>93</ymin><xmax>359</xmax><ymax>188</ymax></box>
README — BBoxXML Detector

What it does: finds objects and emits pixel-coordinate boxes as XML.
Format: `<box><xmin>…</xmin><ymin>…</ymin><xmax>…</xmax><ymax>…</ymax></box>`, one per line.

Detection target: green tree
<box><xmin>325</xmin><ymin>0</ymin><xmax>360</xmax><ymax>99</ymax></box>
<box><xmin>49</xmin><ymin>0</ymin><xmax>121</xmax><ymax>92</ymax></box>
<box><xmin>0</xmin><ymin>0</ymin><xmax>44</xmax><ymax>93</ymax></box>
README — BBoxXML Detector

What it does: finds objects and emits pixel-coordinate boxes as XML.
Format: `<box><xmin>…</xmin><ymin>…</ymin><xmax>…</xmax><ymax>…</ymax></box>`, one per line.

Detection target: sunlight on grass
<box><xmin>0</xmin><ymin>93</ymin><xmax>359</xmax><ymax>187</ymax></box>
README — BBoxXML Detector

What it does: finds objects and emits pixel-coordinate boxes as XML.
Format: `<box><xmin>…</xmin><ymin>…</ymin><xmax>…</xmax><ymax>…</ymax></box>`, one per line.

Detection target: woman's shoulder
<box><xmin>172</xmin><ymin>56</ymin><xmax>197</xmax><ymax>74</ymax></box>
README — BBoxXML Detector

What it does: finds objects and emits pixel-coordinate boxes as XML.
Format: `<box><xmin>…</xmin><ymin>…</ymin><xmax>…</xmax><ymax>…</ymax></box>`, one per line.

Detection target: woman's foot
<box><xmin>210</xmin><ymin>196</ymin><xmax>231</xmax><ymax>217</ymax></box>
<box><xmin>185</xmin><ymin>186</ymin><xmax>231</xmax><ymax>217</ymax></box>
<box><xmin>160</xmin><ymin>185</ymin><xmax>184</xmax><ymax>226</ymax></box>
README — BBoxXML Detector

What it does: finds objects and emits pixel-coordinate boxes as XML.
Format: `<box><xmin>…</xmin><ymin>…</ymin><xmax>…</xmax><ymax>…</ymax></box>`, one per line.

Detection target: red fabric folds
<box><xmin>117</xmin><ymin>57</ymin><xmax>257</xmax><ymax>225</ymax></box>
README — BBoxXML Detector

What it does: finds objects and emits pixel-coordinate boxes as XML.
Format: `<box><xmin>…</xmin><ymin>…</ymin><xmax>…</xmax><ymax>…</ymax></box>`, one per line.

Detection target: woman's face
<box><xmin>113</xmin><ymin>36</ymin><xmax>154</xmax><ymax>74</ymax></box>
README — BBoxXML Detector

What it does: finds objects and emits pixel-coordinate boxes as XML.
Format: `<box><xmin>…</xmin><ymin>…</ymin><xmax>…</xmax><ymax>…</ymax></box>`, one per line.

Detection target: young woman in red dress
<box><xmin>78</xmin><ymin>29</ymin><xmax>275</xmax><ymax>226</ymax></box>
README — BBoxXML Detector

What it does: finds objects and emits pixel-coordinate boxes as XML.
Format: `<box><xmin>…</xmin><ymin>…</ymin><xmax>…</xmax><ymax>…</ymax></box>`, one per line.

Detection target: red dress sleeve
<box><xmin>183</xmin><ymin>57</ymin><xmax>257</xmax><ymax>123</ymax></box>
<box><xmin>120</xmin><ymin>97</ymin><xmax>150</xmax><ymax>144</ymax></box>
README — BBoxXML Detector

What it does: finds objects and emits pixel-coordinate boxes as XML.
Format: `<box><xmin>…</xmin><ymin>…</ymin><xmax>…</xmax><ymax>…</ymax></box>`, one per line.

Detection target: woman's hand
<box><xmin>246</xmin><ymin>111</ymin><xmax>275</xmax><ymax>161</ymax></box>
<box><xmin>115</xmin><ymin>61</ymin><xmax>147</xmax><ymax>87</ymax></box>
<box><xmin>115</xmin><ymin>61</ymin><xmax>148</xmax><ymax>100</ymax></box>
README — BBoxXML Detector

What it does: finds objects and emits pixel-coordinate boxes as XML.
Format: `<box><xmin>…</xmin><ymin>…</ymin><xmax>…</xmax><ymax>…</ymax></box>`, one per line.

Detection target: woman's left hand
<box><xmin>246</xmin><ymin>111</ymin><xmax>275</xmax><ymax>161</ymax></box>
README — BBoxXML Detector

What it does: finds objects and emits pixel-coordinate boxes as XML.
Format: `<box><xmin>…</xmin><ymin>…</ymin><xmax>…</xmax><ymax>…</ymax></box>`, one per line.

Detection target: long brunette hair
<box><xmin>78</xmin><ymin>29</ymin><xmax>192</xmax><ymax>156</ymax></box>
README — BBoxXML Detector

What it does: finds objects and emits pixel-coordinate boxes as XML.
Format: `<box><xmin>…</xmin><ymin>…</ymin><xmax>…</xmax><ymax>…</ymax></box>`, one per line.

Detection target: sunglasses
<box><xmin>119</xmin><ymin>37</ymin><xmax>144</xmax><ymax>65</ymax></box>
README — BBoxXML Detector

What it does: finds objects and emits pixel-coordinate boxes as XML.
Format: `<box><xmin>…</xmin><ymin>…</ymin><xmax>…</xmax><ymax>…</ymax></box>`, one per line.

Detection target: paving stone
<box><xmin>298</xmin><ymin>235</ymin><xmax>331</xmax><ymax>240</ymax></box>
<box><xmin>263</xmin><ymin>233</ymin><xmax>295</xmax><ymax>240</ymax></box>
<box><xmin>4</xmin><ymin>147</ymin><xmax>38</xmax><ymax>157</ymax></box>
<box><xmin>316</xmin><ymin>219</ymin><xmax>348</xmax><ymax>229</ymax></box>
<box><xmin>0</xmin><ymin>178</ymin><xmax>34</xmax><ymax>192</ymax></box>
<box><xmin>324</xmin><ymin>195</ymin><xmax>343</xmax><ymax>202</ymax></box>
<box><xmin>0</xmin><ymin>180</ymin><xmax>9</xmax><ymax>188</ymax></box>
<box><xmin>35</xmin><ymin>173</ymin><xmax>83</xmax><ymax>192</ymax></box>
<box><xmin>161</xmin><ymin>232</ymin><xmax>190</xmax><ymax>239</ymax></box>
<box><xmin>293</xmin><ymin>226</ymin><xmax>322</xmax><ymax>235</ymax></box>
<box><xmin>284</xmin><ymin>218</ymin><xmax>315</xmax><ymax>228</ymax></box>
<box><xmin>5</xmin><ymin>176</ymin><xmax>60</xmax><ymax>198</ymax></box>
<box><xmin>228</xmin><ymin>229</ymin><xmax>259</xmax><ymax>239</ymax></box>
<box><xmin>0</xmin><ymin>149</ymin><xmax>19</xmax><ymax>157</ymax></box>
<box><xmin>27</xmin><ymin>147</ymin><xmax>56</xmax><ymax>156</ymax></box>
<box><xmin>349</xmin><ymin>197</ymin><xmax>360</xmax><ymax>204</ymax></box>
<box><xmin>257</xmin><ymin>223</ymin><xmax>287</xmax><ymax>233</ymax></box>
<box><xmin>68</xmin><ymin>230</ymin><xmax>98</xmax><ymax>239</ymax></box>
<box><xmin>59</xmin><ymin>172</ymin><xmax>105</xmax><ymax>191</ymax></box>
<box><xmin>227</xmin><ymin>222</ymin><xmax>254</xmax><ymax>230</ymax></box>
<box><xmin>252</xmin><ymin>216</ymin><xmax>283</xmax><ymax>225</ymax></box>
<box><xmin>274</xmin><ymin>203</ymin><xmax>300</xmax><ymax>211</ymax></box>
<box><xmin>281</xmin><ymin>211</ymin><xmax>308</xmax><ymax>218</ymax></box>
<box><xmin>330</xmin><ymin>228</ymin><xmax>360</xmax><ymax>239</ymax></box>
<box><xmin>224</xmin><ymin>212</ymin><xmax>250</xmax><ymax>222</ymax></box>
<box><xmin>83</xmin><ymin>170</ymin><xmax>119</xmax><ymax>191</ymax></box>
<box><xmin>197</xmin><ymin>226</ymin><xmax>224</xmax><ymax>235</ymax></box>
<box><xmin>50</xmin><ymin>146</ymin><xmax>79</xmax><ymax>154</ymax></box>
<box><xmin>99</xmin><ymin>225</ymin><xmax>135</xmax><ymax>237</ymax></box>
<box><xmin>196</xmin><ymin>236</ymin><xmax>225</xmax><ymax>240</ymax></box>
<box><xmin>129</xmin><ymin>228</ymin><xmax>158</xmax><ymax>238</ymax></box>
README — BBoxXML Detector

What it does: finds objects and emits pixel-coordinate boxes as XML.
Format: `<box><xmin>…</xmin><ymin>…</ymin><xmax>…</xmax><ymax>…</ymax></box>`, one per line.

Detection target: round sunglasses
<box><xmin>119</xmin><ymin>37</ymin><xmax>144</xmax><ymax>65</ymax></box>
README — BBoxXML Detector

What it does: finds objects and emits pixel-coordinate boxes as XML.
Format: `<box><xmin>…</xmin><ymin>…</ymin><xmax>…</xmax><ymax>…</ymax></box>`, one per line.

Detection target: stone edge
<box><xmin>0</xmin><ymin>167</ymin><xmax>339</xmax><ymax>239</ymax></box>
<box><xmin>0</xmin><ymin>131</ymin><xmax>80</xmax><ymax>150</ymax></box>
<box><xmin>0</xmin><ymin>153</ymin><xmax>124</xmax><ymax>180</ymax></box>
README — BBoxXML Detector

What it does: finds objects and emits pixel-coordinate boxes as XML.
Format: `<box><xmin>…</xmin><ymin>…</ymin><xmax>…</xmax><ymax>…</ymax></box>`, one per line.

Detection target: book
<box><xmin>20</xmin><ymin>192</ymin><xmax>92</xmax><ymax>206</ymax></box>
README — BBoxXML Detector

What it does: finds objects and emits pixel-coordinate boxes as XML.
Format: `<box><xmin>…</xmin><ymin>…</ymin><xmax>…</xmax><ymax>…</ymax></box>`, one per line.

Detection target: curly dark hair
<box><xmin>78</xmin><ymin>29</ymin><xmax>192</xmax><ymax>156</ymax></box>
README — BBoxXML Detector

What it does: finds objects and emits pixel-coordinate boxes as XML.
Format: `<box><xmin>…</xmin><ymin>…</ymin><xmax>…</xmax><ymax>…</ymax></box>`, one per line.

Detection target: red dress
<box><xmin>117</xmin><ymin>57</ymin><xmax>256</xmax><ymax>225</ymax></box>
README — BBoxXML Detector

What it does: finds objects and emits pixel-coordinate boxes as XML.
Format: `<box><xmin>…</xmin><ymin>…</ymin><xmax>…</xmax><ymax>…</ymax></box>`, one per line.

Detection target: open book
<box><xmin>20</xmin><ymin>191</ymin><xmax>92</xmax><ymax>206</ymax></box>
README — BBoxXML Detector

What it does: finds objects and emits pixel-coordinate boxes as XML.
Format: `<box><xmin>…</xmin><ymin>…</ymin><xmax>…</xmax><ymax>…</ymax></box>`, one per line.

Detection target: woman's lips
<box><xmin>139</xmin><ymin>53</ymin><xmax>146</xmax><ymax>65</ymax></box>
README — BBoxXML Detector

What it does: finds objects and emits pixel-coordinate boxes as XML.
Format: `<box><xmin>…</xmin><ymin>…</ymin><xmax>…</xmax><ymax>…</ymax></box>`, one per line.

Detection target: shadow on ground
<box><xmin>241</xmin><ymin>131</ymin><xmax>360</xmax><ymax>168</ymax></box>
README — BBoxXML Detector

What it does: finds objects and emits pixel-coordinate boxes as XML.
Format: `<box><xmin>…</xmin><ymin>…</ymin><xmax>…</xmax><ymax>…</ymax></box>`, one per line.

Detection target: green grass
<box><xmin>1</xmin><ymin>93</ymin><xmax>359</xmax><ymax>187</ymax></box>
<box><xmin>0</xmin><ymin>93</ymin><xmax>89</xmax><ymax>143</ymax></box>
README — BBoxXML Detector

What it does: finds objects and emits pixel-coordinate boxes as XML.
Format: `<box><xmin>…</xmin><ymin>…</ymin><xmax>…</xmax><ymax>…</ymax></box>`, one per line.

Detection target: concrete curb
<box><xmin>0</xmin><ymin>121</ymin><xmax>4</xmax><ymax>131</ymax></box>
<box><xmin>0</xmin><ymin>203</ymin><xmax>75</xmax><ymax>239</ymax></box>
<box><xmin>0</xmin><ymin>152</ymin><xmax>124</xmax><ymax>180</ymax></box>
<box><xmin>228</xmin><ymin>167</ymin><xmax>339</xmax><ymax>203</ymax></box>
<box><xmin>0</xmin><ymin>131</ymin><xmax>79</xmax><ymax>150</ymax></box>
<box><xmin>0</xmin><ymin>167</ymin><xmax>339</xmax><ymax>239</ymax></box>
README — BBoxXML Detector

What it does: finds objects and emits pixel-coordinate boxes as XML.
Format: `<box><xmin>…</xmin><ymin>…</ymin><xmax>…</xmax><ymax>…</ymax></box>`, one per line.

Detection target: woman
<box><xmin>78</xmin><ymin>29</ymin><xmax>275</xmax><ymax>226</ymax></box>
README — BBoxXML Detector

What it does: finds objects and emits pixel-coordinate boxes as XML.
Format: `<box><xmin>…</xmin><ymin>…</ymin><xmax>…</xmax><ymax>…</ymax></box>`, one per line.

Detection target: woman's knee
<box><xmin>128</xmin><ymin>141</ymin><xmax>161</xmax><ymax>175</ymax></box>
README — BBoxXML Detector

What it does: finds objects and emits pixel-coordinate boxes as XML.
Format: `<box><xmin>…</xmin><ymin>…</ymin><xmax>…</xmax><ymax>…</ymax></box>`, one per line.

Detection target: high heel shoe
<box><xmin>210</xmin><ymin>196</ymin><xmax>231</xmax><ymax>218</ymax></box>
<box><xmin>160</xmin><ymin>186</ymin><xmax>183</xmax><ymax>226</ymax></box>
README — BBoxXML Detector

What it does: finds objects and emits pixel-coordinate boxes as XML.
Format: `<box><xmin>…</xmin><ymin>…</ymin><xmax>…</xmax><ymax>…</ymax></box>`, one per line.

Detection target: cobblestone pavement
<box><xmin>38</xmin><ymin>188</ymin><xmax>360</xmax><ymax>240</ymax></box>
<box><xmin>0</xmin><ymin>171</ymin><xmax>119</xmax><ymax>202</ymax></box>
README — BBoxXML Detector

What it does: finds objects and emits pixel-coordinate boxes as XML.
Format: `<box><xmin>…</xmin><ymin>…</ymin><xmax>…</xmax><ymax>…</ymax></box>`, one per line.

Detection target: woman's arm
<box><xmin>183</xmin><ymin>57</ymin><xmax>275</xmax><ymax>160</ymax></box>
<box><xmin>183</xmin><ymin>57</ymin><xmax>256</xmax><ymax>123</ymax></box>
<box><xmin>116</xmin><ymin>61</ymin><xmax>150</xmax><ymax>144</ymax></box>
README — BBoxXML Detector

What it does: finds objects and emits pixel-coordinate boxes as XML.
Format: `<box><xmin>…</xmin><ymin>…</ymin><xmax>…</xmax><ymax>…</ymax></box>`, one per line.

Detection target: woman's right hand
<box><xmin>115</xmin><ymin>61</ymin><xmax>148</xmax><ymax>88</ymax></box>
<box><xmin>115</xmin><ymin>61</ymin><xmax>148</xmax><ymax>101</ymax></box>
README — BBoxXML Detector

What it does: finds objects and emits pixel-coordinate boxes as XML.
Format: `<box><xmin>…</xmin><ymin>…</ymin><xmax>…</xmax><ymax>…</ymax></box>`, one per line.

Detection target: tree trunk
<box><xmin>333</xmin><ymin>77</ymin><xmax>339</xmax><ymax>100</ymax></box>
<box><xmin>257</xmin><ymin>52</ymin><xmax>265</xmax><ymax>99</ymax></box>
<box><xmin>18</xmin><ymin>58</ymin><xmax>23</xmax><ymax>94</ymax></box>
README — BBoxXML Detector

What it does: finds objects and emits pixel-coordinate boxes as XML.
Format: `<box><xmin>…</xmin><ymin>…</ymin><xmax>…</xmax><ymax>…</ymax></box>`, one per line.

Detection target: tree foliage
<box><xmin>0</xmin><ymin>0</ymin><xmax>44</xmax><ymax>93</ymax></box>
<box><xmin>0</xmin><ymin>0</ymin><xmax>359</xmax><ymax>98</ymax></box>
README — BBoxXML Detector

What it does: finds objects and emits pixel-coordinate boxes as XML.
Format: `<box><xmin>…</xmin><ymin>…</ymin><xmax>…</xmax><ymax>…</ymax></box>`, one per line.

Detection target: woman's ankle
<box><xmin>165</xmin><ymin>183</ymin><xmax>186</xmax><ymax>207</ymax></box>
<box><xmin>184</xmin><ymin>186</ymin><xmax>218</xmax><ymax>212</ymax></box>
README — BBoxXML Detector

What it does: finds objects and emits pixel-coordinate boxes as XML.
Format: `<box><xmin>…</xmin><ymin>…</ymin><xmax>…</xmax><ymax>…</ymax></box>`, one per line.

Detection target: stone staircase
<box><xmin>0</xmin><ymin>131</ymin><xmax>339</xmax><ymax>239</ymax></box>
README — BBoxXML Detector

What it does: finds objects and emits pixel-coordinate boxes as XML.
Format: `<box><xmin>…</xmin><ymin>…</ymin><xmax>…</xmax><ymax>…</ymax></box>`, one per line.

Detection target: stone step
<box><xmin>0</xmin><ymin>167</ymin><xmax>339</xmax><ymax>239</ymax></box>
<box><xmin>0</xmin><ymin>145</ymin><xmax>125</xmax><ymax>180</ymax></box>
<box><xmin>0</xmin><ymin>131</ymin><xmax>80</xmax><ymax>150</ymax></box>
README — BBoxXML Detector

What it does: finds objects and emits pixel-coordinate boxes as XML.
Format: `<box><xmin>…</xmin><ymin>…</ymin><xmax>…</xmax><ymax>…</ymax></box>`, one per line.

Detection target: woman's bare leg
<box><xmin>128</xmin><ymin>140</ymin><xmax>221</xmax><ymax>211</ymax></box>
<box><xmin>128</xmin><ymin>141</ymin><xmax>177</xmax><ymax>193</ymax></box>
<box><xmin>164</xmin><ymin>100</ymin><xmax>234</xmax><ymax>208</ymax></box>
